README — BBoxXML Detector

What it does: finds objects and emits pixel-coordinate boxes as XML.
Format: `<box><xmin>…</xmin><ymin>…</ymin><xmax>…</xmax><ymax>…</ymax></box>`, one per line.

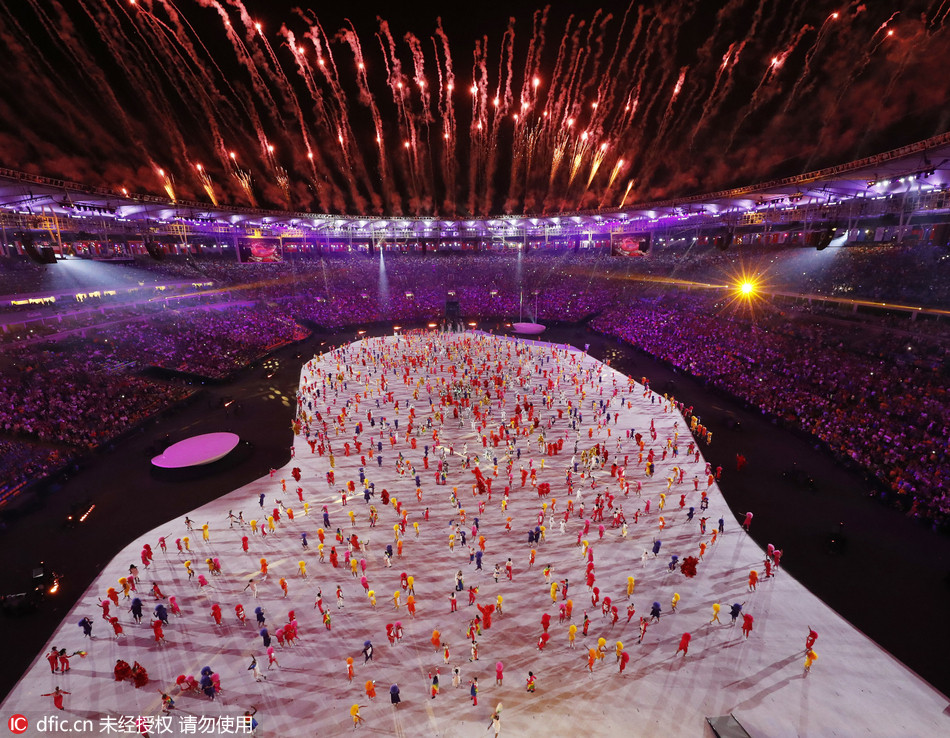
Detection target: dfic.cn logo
<box><xmin>7</xmin><ymin>715</ymin><xmax>28</xmax><ymax>734</ymax></box>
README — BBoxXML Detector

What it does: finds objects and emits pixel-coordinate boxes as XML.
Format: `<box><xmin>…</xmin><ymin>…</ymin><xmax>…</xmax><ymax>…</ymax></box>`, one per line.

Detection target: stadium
<box><xmin>0</xmin><ymin>1</ymin><xmax>949</xmax><ymax>736</ymax></box>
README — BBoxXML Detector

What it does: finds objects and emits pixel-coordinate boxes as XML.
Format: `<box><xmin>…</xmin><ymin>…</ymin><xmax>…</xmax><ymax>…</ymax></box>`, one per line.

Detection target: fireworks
<box><xmin>228</xmin><ymin>152</ymin><xmax>256</xmax><ymax>207</ymax></box>
<box><xmin>157</xmin><ymin>168</ymin><xmax>176</xmax><ymax>203</ymax></box>
<box><xmin>619</xmin><ymin>179</ymin><xmax>635</xmax><ymax>209</ymax></box>
<box><xmin>195</xmin><ymin>164</ymin><xmax>218</xmax><ymax>207</ymax></box>
<box><xmin>0</xmin><ymin>1</ymin><xmax>946</xmax><ymax>216</ymax></box>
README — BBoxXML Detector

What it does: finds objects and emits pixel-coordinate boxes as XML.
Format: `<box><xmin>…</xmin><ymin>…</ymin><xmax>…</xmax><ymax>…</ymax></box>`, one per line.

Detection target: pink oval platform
<box><xmin>151</xmin><ymin>432</ymin><xmax>240</xmax><ymax>469</ymax></box>
<box><xmin>512</xmin><ymin>322</ymin><xmax>546</xmax><ymax>334</ymax></box>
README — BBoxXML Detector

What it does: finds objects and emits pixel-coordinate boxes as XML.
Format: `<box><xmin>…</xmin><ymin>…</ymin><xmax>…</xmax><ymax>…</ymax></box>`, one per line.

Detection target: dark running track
<box><xmin>0</xmin><ymin>322</ymin><xmax>947</xmax><ymax>703</ymax></box>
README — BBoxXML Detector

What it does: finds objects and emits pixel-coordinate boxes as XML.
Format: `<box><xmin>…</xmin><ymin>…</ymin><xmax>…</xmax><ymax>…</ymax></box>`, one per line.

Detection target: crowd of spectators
<box><xmin>591</xmin><ymin>297</ymin><xmax>949</xmax><ymax>529</ymax></box>
<box><xmin>0</xmin><ymin>347</ymin><xmax>195</xmax><ymax>498</ymax></box>
<box><xmin>0</xmin><ymin>292</ymin><xmax>305</xmax><ymax>497</ymax></box>
<box><xmin>0</xmin><ymin>244</ymin><xmax>946</xmax><ymax>528</ymax></box>
<box><xmin>245</xmin><ymin>252</ymin><xmax>619</xmax><ymax>326</ymax></box>
<box><xmin>0</xmin><ymin>440</ymin><xmax>71</xmax><ymax>506</ymax></box>
<box><xmin>75</xmin><ymin>304</ymin><xmax>303</xmax><ymax>379</ymax></box>
<box><xmin>0</xmin><ymin>346</ymin><xmax>194</xmax><ymax>447</ymax></box>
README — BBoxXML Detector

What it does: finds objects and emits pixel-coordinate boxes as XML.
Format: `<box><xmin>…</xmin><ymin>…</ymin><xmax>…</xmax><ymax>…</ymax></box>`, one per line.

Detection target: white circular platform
<box><xmin>150</xmin><ymin>432</ymin><xmax>240</xmax><ymax>469</ymax></box>
<box><xmin>512</xmin><ymin>322</ymin><xmax>546</xmax><ymax>334</ymax></box>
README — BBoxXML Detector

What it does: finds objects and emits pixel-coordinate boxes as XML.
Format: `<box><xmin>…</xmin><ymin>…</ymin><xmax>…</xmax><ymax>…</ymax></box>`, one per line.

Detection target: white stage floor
<box><xmin>2</xmin><ymin>332</ymin><xmax>946</xmax><ymax>737</ymax></box>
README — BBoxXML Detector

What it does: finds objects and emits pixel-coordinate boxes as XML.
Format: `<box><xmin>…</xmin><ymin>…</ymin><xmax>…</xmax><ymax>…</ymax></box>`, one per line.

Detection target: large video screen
<box><xmin>610</xmin><ymin>231</ymin><xmax>651</xmax><ymax>257</ymax></box>
<box><xmin>239</xmin><ymin>241</ymin><xmax>282</xmax><ymax>262</ymax></box>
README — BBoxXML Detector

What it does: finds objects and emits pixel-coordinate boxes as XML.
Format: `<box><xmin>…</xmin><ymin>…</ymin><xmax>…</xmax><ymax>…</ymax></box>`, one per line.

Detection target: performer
<box><xmin>675</xmin><ymin>632</ymin><xmax>691</xmax><ymax>656</ymax></box>
<box><xmin>41</xmin><ymin>687</ymin><xmax>71</xmax><ymax>710</ymax></box>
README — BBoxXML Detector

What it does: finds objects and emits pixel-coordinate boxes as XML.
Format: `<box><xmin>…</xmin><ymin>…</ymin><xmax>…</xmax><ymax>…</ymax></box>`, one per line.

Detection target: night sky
<box><xmin>1</xmin><ymin>0</ymin><xmax>949</xmax><ymax>216</ymax></box>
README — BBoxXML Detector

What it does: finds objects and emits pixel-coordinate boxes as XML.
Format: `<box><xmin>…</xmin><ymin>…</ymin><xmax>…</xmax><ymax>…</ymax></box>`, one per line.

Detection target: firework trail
<box><xmin>600</xmin><ymin>4</ymin><xmax>648</xmax><ymax>142</ymax></box>
<box><xmin>262</xmin><ymin>142</ymin><xmax>291</xmax><ymax>206</ymax></box>
<box><xmin>480</xmin><ymin>17</ymin><xmax>515</xmax><ymax>215</ymax></box>
<box><xmin>433</xmin><ymin>18</ymin><xmax>459</xmax><ymax>214</ymax></box>
<box><xmin>553</xmin><ymin>14</ymin><xmax>598</xmax><ymax>186</ymax></box>
<box><xmin>512</xmin><ymin>9</ymin><xmax>560</xmax><ymax>212</ymax></box>
<box><xmin>725</xmin><ymin>20</ymin><xmax>814</xmax><ymax>153</ymax></box>
<box><xmin>192</xmin><ymin>0</ymin><xmax>281</xmax><ymax>157</ymax></box>
<box><xmin>657</xmin><ymin>66</ymin><xmax>688</xmax><ymax>141</ymax></box>
<box><xmin>24</xmin><ymin>0</ymin><xmax>166</xmax><ymax>180</ymax></box>
<box><xmin>339</xmin><ymin>20</ymin><xmax>399</xmax><ymax>213</ymax></box>
<box><xmin>127</xmin><ymin>2</ymin><xmax>245</xmax><ymax>198</ymax></box>
<box><xmin>584</xmin><ymin>7</ymin><xmax>647</xmax><ymax>205</ymax></box>
<box><xmin>161</xmin><ymin>1</ymin><xmax>277</xmax><ymax>204</ymax></box>
<box><xmin>619</xmin><ymin>178</ymin><xmax>634</xmax><ymax>208</ymax></box>
<box><xmin>591</xmin><ymin>0</ymin><xmax>638</xmax><ymax>126</ymax></box>
<box><xmin>318</xmin><ymin>22</ymin><xmax>386</xmax><ymax>214</ymax></box>
<box><xmin>620</xmin><ymin>10</ymin><xmax>663</xmax><ymax>126</ymax></box>
<box><xmin>686</xmin><ymin>42</ymin><xmax>735</xmax><ymax>151</ymax></box>
<box><xmin>812</xmin><ymin>8</ymin><xmax>902</xmax><ymax>149</ymax></box>
<box><xmin>633</xmin><ymin>7</ymin><xmax>701</xmax><ymax>204</ymax></box>
<box><xmin>604</xmin><ymin>8</ymin><xmax>674</xmax><ymax>194</ymax></box>
<box><xmin>156</xmin><ymin>0</ymin><xmax>244</xmax><ymax>95</ymax></box>
<box><xmin>548</xmin><ymin>126</ymin><xmax>569</xmax><ymax>185</ymax></box>
<box><xmin>81</xmin><ymin>0</ymin><xmax>183</xmax><ymax>143</ymax></box>
<box><xmin>278</xmin><ymin>31</ymin><xmax>343</xmax><ymax>212</ymax></box>
<box><xmin>239</xmin><ymin>9</ymin><xmax>327</xmax><ymax>208</ymax></box>
<box><xmin>567</xmin><ymin>130</ymin><xmax>591</xmax><ymax>188</ymax></box>
<box><xmin>862</xmin><ymin>12</ymin><xmax>902</xmax><ymax>66</ymax></box>
<box><xmin>575</xmin><ymin>9</ymin><xmax>613</xmax><ymax>117</ymax></box>
<box><xmin>597</xmin><ymin>157</ymin><xmax>626</xmax><ymax>207</ymax></box>
<box><xmin>857</xmin><ymin>16</ymin><xmax>934</xmax><ymax>156</ymax></box>
<box><xmin>280</xmin><ymin>28</ymin><xmax>337</xmax><ymax>185</ymax></box>
<box><xmin>928</xmin><ymin>0</ymin><xmax>950</xmax><ymax>28</ymax></box>
<box><xmin>558</xmin><ymin>10</ymin><xmax>616</xmax><ymax>209</ymax></box>
<box><xmin>251</xmin><ymin>22</ymin><xmax>318</xmax><ymax>175</ymax></box>
<box><xmin>680</xmin><ymin>0</ymin><xmax>748</xmax><ymax>148</ymax></box>
<box><xmin>685</xmin><ymin>0</ymin><xmax>769</xmax><ymax>152</ymax></box>
<box><xmin>292</xmin><ymin>18</ymin><xmax>375</xmax><ymax>213</ymax></box>
<box><xmin>196</xmin><ymin>163</ymin><xmax>219</xmax><ymax>205</ymax></box>
<box><xmin>585</xmin><ymin>142</ymin><xmax>608</xmax><ymax>190</ymax></box>
<box><xmin>797</xmin><ymin>10</ymin><xmax>902</xmax><ymax>176</ymax></box>
<box><xmin>929</xmin><ymin>0</ymin><xmax>950</xmax><ymax>29</ymax></box>
<box><xmin>506</xmin><ymin>7</ymin><xmax>548</xmax><ymax>213</ymax></box>
<box><xmin>378</xmin><ymin>19</ymin><xmax>425</xmax><ymax>213</ymax></box>
<box><xmin>406</xmin><ymin>31</ymin><xmax>437</xmax><ymax>213</ymax></box>
<box><xmin>618</xmin><ymin>59</ymin><xmax>676</xmax><ymax>203</ymax></box>
<box><xmin>466</xmin><ymin>36</ymin><xmax>490</xmax><ymax>215</ymax></box>
<box><xmin>152</xmin><ymin>0</ymin><xmax>248</xmax><ymax>153</ymax></box>
<box><xmin>784</xmin><ymin>2</ymin><xmax>868</xmax><ymax>111</ymax></box>
<box><xmin>0</xmin><ymin>5</ymin><xmax>68</xmax><ymax>101</ymax></box>
<box><xmin>773</xmin><ymin>0</ymin><xmax>808</xmax><ymax>46</ymax></box>
<box><xmin>227</xmin><ymin>151</ymin><xmax>255</xmax><ymax>206</ymax></box>
<box><xmin>541</xmin><ymin>15</ymin><xmax>583</xmax><ymax>209</ymax></box>
<box><xmin>157</xmin><ymin>167</ymin><xmax>176</xmax><ymax>201</ymax></box>
<box><xmin>543</xmin><ymin>15</ymin><xmax>577</xmax><ymax>135</ymax></box>
<box><xmin>212</xmin><ymin>2</ymin><xmax>280</xmax><ymax>118</ymax></box>
<box><xmin>577</xmin><ymin>6</ymin><xmax>640</xmax><ymax>204</ymax></box>
<box><xmin>0</xmin><ymin>3</ymin><xmax>104</xmax><ymax>165</ymax></box>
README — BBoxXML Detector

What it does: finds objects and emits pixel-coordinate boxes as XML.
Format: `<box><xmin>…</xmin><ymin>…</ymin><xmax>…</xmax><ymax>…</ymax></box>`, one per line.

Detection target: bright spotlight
<box><xmin>740</xmin><ymin>281</ymin><xmax>755</xmax><ymax>295</ymax></box>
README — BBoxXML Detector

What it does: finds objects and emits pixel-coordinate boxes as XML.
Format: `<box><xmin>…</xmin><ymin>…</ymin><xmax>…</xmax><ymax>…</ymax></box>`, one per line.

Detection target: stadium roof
<box><xmin>2</xmin><ymin>131</ymin><xmax>949</xmax><ymax>237</ymax></box>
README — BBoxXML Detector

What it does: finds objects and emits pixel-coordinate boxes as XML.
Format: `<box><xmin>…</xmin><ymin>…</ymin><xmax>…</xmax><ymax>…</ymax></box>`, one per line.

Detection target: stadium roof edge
<box><xmin>2</xmin><ymin>130</ymin><xmax>950</xmax><ymax>231</ymax></box>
